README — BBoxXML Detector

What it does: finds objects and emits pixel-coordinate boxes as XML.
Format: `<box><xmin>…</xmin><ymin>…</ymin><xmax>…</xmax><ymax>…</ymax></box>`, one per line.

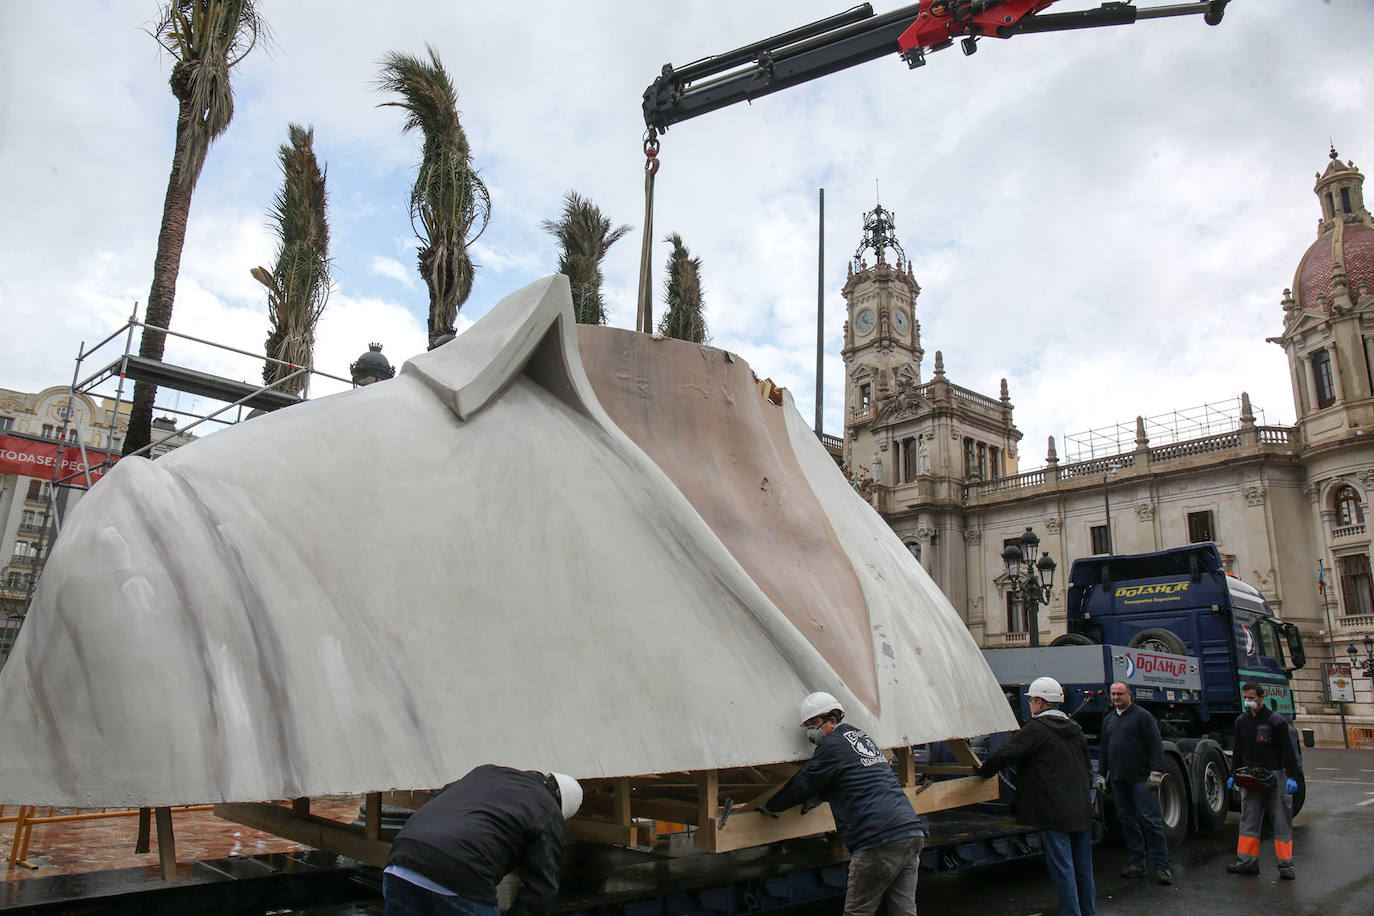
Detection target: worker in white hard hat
<box><xmin>384</xmin><ymin>765</ymin><xmax>583</xmax><ymax>916</ymax></box>
<box><xmin>975</xmin><ymin>677</ymin><xmax>1097</xmax><ymax>916</ymax></box>
<box><xmin>763</xmin><ymin>691</ymin><xmax>926</xmax><ymax>916</ymax></box>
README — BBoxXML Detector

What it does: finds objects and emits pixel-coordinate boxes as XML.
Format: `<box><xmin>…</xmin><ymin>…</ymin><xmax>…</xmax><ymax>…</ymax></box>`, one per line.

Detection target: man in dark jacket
<box><xmin>766</xmin><ymin>691</ymin><xmax>926</xmax><ymax>916</ymax></box>
<box><xmin>1226</xmin><ymin>682</ymin><xmax>1301</xmax><ymax>880</ymax></box>
<box><xmin>384</xmin><ymin>765</ymin><xmax>582</xmax><ymax>916</ymax></box>
<box><xmin>976</xmin><ymin>677</ymin><xmax>1096</xmax><ymax>916</ymax></box>
<box><xmin>1097</xmin><ymin>682</ymin><xmax>1171</xmax><ymax>884</ymax></box>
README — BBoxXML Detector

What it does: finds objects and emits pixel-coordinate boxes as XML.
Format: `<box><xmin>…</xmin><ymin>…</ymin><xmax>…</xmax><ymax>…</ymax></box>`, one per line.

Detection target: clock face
<box><xmin>892</xmin><ymin>309</ymin><xmax>910</xmax><ymax>334</ymax></box>
<box><xmin>855</xmin><ymin>308</ymin><xmax>876</xmax><ymax>336</ymax></box>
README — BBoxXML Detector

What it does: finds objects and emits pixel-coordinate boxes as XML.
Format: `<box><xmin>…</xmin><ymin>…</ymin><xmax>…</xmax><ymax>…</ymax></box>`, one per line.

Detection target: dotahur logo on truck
<box><xmin>1115</xmin><ymin>580</ymin><xmax>1189</xmax><ymax>605</ymax></box>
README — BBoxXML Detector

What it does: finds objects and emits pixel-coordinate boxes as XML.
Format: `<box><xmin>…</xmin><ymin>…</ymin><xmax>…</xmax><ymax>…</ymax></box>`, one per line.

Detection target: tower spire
<box><xmin>852</xmin><ymin>201</ymin><xmax>906</xmax><ymax>268</ymax></box>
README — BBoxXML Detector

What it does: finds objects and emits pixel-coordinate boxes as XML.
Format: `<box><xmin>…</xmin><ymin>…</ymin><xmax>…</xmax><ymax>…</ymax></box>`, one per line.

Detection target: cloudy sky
<box><xmin>1</xmin><ymin>1</ymin><xmax>1371</xmax><ymax>467</ymax></box>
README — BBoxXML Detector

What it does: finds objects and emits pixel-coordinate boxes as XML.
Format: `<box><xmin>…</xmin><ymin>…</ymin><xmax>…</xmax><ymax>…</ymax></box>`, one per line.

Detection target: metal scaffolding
<box><xmin>1060</xmin><ymin>397</ymin><xmax>1271</xmax><ymax>464</ymax></box>
<box><xmin>1</xmin><ymin>306</ymin><xmax>352</xmax><ymax>660</ymax></box>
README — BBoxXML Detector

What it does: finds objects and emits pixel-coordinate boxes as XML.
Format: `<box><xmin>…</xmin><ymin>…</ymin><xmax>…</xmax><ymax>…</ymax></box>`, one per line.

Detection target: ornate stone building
<box><xmin>842</xmin><ymin>151</ymin><xmax>1374</xmax><ymax>745</ymax></box>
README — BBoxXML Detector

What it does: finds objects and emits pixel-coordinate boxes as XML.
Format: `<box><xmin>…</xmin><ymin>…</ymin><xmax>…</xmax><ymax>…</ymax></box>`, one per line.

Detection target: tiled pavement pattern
<box><xmin>1</xmin><ymin>796</ymin><xmax>365</xmax><ymax>882</ymax></box>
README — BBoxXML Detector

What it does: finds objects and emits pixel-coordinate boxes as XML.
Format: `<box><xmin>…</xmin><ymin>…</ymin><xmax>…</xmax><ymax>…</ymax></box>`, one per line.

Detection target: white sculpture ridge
<box><xmin>0</xmin><ymin>276</ymin><xmax>1015</xmax><ymax>808</ymax></box>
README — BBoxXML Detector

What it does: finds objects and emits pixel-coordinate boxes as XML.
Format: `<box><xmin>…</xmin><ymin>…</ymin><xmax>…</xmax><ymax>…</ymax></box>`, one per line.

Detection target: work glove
<box><xmin>1226</xmin><ymin>776</ymin><xmax>1235</xmax><ymax>790</ymax></box>
<box><xmin>1092</xmin><ymin>775</ymin><xmax>1107</xmax><ymax>793</ymax></box>
<box><xmin>1146</xmin><ymin>770</ymin><xmax>1164</xmax><ymax>791</ymax></box>
<box><xmin>1285</xmin><ymin>777</ymin><xmax>1298</xmax><ymax>795</ymax></box>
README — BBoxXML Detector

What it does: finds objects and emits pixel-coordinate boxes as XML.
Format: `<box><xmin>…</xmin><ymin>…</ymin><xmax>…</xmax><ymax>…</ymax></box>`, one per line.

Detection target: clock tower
<box><xmin>841</xmin><ymin>203</ymin><xmax>924</xmax><ymax>465</ymax></box>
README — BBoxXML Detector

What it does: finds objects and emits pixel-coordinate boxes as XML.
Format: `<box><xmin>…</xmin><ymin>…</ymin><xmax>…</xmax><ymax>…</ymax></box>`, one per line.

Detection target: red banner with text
<box><xmin>0</xmin><ymin>434</ymin><xmax>116</xmax><ymax>485</ymax></box>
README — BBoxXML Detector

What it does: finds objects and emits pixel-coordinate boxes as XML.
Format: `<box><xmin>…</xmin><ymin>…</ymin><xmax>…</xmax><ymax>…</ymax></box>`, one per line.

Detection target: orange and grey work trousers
<box><xmin>1236</xmin><ymin>770</ymin><xmax>1293</xmax><ymax>866</ymax></box>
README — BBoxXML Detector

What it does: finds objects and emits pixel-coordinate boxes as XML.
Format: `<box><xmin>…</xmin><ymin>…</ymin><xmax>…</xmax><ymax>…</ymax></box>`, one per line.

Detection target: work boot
<box><xmin>1278</xmin><ymin>865</ymin><xmax>1296</xmax><ymax>880</ymax></box>
<box><xmin>1156</xmin><ymin>868</ymin><xmax>1173</xmax><ymax>885</ymax></box>
<box><xmin>1120</xmin><ymin>865</ymin><xmax>1148</xmax><ymax>878</ymax></box>
<box><xmin>1226</xmin><ymin>860</ymin><xmax>1260</xmax><ymax>875</ymax></box>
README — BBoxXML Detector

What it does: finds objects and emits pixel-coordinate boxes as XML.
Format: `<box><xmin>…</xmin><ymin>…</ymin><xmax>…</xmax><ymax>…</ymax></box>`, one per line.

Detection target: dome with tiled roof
<box><xmin>1291</xmin><ymin>147</ymin><xmax>1374</xmax><ymax>313</ymax></box>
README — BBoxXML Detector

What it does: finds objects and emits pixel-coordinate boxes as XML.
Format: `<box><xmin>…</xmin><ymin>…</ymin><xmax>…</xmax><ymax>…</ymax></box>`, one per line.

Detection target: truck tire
<box><xmin>1193</xmin><ymin>745</ymin><xmax>1229</xmax><ymax>832</ymax></box>
<box><xmin>1158</xmin><ymin>754</ymin><xmax>1189</xmax><ymax>846</ymax></box>
<box><xmin>1049</xmin><ymin>634</ymin><xmax>1095</xmax><ymax>647</ymax></box>
<box><xmin>1128</xmin><ymin>628</ymin><xmax>1187</xmax><ymax>655</ymax></box>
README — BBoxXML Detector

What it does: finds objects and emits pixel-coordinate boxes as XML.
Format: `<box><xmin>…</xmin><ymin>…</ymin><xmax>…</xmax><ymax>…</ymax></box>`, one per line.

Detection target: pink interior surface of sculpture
<box><xmin>577</xmin><ymin>326</ymin><xmax>878</xmax><ymax>711</ymax></box>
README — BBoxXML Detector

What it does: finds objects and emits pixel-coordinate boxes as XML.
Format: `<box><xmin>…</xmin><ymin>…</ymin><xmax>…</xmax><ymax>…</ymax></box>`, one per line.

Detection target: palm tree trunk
<box><xmin>124</xmin><ymin>97</ymin><xmax>196</xmax><ymax>457</ymax></box>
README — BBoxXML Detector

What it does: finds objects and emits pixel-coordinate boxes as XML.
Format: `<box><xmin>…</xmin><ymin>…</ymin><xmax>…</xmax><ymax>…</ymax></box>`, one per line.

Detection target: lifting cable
<box><xmin>635</xmin><ymin>128</ymin><xmax>661</xmax><ymax>334</ymax></box>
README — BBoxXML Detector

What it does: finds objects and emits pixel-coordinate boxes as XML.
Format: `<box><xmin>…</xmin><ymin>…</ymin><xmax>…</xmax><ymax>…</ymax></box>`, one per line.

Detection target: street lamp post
<box><xmin>1347</xmin><ymin>635</ymin><xmax>1374</xmax><ymax>679</ymax></box>
<box><xmin>1002</xmin><ymin>526</ymin><xmax>1057</xmax><ymax>648</ymax></box>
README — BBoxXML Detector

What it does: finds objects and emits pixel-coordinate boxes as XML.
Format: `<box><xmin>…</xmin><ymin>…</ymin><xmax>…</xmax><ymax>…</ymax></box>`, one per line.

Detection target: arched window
<box><xmin>905</xmin><ymin>541</ymin><xmax>921</xmax><ymax>563</ymax></box>
<box><xmin>1336</xmin><ymin>486</ymin><xmax>1365</xmax><ymax>526</ymax></box>
<box><xmin>1311</xmin><ymin>349</ymin><xmax>1336</xmax><ymax>409</ymax></box>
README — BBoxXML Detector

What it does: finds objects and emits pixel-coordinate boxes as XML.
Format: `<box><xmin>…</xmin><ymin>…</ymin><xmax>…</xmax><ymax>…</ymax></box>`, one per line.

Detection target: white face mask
<box><xmin>1243</xmin><ymin>698</ymin><xmax>1260</xmax><ymax>712</ymax></box>
<box><xmin>806</xmin><ymin>726</ymin><xmax>825</xmax><ymax>745</ymax></box>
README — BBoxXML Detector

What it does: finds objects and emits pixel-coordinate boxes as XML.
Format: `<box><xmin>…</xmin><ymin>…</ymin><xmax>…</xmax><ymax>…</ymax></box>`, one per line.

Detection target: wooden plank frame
<box><xmin>213</xmin><ymin>740</ymin><xmax>992</xmax><ymax>859</ymax></box>
<box><xmin>565</xmin><ymin>738</ymin><xmax>993</xmax><ymax>853</ymax></box>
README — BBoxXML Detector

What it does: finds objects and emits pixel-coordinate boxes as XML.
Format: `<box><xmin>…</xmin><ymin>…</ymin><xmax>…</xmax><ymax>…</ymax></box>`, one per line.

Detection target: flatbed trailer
<box><xmin>0</xmin><ymin>806</ymin><xmax>1048</xmax><ymax>915</ymax></box>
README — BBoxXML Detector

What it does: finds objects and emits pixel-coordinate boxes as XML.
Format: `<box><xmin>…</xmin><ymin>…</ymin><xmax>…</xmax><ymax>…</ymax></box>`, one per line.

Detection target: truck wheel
<box><xmin>1129</xmin><ymin>628</ymin><xmax>1187</xmax><ymax>655</ymax></box>
<box><xmin>1158</xmin><ymin>755</ymin><xmax>1189</xmax><ymax>846</ymax></box>
<box><xmin>1193</xmin><ymin>746</ymin><xmax>1229</xmax><ymax>832</ymax></box>
<box><xmin>1049</xmin><ymin>634</ymin><xmax>1095</xmax><ymax>647</ymax></box>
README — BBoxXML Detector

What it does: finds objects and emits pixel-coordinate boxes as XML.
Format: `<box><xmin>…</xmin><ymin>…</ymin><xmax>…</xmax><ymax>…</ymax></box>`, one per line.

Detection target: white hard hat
<box><xmin>799</xmin><ymin>691</ymin><xmax>845</xmax><ymax>726</ymax></box>
<box><xmin>1027</xmin><ymin>677</ymin><xmax>1064</xmax><ymax>704</ymax></box>
<box><xmin>551</xmin><ymin>773</ymin><xmax>582</xmax><ymax>820</ymax></box>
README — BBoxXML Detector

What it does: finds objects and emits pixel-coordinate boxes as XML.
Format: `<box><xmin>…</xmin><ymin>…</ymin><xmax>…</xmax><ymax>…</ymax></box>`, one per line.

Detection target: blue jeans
<box><xmin>1041</xmin><ymin>830</ymin><xmax>1096</xmax><ymax>916</ymax></box>
<box><xmin>383</xmin><ymin>873</ymin><xmax>501</xmax><ymax>916</ymax></box>
<box><xmin>1112</xmin><ymin>779</ymin><xmax>1170</xmax><ymax>869</ymax></box>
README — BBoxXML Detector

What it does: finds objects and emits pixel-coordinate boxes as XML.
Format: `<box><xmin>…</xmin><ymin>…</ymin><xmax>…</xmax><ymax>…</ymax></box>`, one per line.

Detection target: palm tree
<box><xmin>124</xmin><ymin>0</ymin><xmax>266</xmax><ymax>457</ymax></box>
<box><xmin>658</xmin><ymin>233</ymin><xmax>709</xmax><ymax>343</ymax></box>
<box><xmin>377</xmin><ymin>45</ymin><xmax>491</xmax><ymax>348</ymax></box>
<box><xmin>252</xmin><ymin>124</ymin><xmax>331</xmax><ymax>397</ymax></box>
<box><xmin>541</xmin><ymin>192</ymin><xmax>631</xmax><ymax>325</ymax></box>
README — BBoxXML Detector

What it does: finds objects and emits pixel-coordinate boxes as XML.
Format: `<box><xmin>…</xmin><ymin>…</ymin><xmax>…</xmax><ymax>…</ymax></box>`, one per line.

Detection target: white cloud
<box><xmin>368</xmin><ymin>255</ymin><xmax>418</xmax><ymax>290</ymax></box>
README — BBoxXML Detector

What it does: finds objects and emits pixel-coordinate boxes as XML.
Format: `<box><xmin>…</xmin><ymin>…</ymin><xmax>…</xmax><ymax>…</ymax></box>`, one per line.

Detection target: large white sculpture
<box><xmin>0</xmin><ymin>276</ymin><xmax>1015</xmax><ymax>808</ymax></box>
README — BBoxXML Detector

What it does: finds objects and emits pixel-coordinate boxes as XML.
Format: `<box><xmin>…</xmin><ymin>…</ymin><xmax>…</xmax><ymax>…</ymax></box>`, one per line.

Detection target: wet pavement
<box><xmin>913</xmin><ymin>747</ymin><xmax>1374</xmax><ymax>916</ymax></box>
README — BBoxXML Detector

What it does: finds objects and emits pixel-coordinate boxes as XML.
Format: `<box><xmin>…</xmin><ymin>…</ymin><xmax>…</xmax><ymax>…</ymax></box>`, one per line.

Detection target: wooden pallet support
<box><xmin>215</xmin><ymin>801</ymin><xmax>392</xmax><ymax>867</ymax></box>
<box><xmin>154</xmin><ymin>806</ymin><xmax>176</xmax><ymax>880</ymax></box>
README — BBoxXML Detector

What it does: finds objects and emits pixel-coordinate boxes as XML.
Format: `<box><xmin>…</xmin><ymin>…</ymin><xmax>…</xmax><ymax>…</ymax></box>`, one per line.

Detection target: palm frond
<box><xmin>542</xmin><ymin>191</ymin><xmax>632</xmax><ymax>325</ymax></box>
<box><xmin>377</xmin><ymin>44</ymin><xmax>489</xmax><ymax>342</ymax></box>
<box><xmin>658</xmin><ymin>232</ymin><xmax>709</xmax><ymax>343</ymax></box>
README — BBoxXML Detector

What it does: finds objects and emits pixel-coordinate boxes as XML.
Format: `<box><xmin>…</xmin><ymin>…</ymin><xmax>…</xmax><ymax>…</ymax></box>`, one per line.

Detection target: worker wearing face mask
<box><xmin>1226</xmin><ymin>682</ymin><xmax>1302</xmax><ymax>880</ymax></box>
<box><xmin>763</xmin><ymin>692</ymin><xmax>926</xmax><ymax>916</ymax></box>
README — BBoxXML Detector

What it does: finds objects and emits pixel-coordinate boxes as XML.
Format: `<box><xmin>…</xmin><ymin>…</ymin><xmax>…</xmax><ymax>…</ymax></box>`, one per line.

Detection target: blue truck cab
<box><xmin>1060</xmin><ymin>542</ymin><xmax>1306</xmax><ymax>738</ymax></box>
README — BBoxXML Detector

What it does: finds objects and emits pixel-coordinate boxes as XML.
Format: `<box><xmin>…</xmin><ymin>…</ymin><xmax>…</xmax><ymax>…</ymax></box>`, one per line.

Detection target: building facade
<box><xmin>842</xmin><ymin>152</ymin><xmax>1374</xmax><ymax>745</ymax></box>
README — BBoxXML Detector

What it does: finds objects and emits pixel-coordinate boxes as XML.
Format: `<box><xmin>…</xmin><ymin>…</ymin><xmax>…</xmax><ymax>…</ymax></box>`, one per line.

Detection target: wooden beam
<box><xmin>712</xmin><ymin>775</ymin><xmax>998</xmax><ymax>853</ymax></box>
<box><xmin>292</xmin><ymin>797</ymin><xmax>310</xmax><ymax>818</ymax></box>
<box><xmin>695</xmin><ymin>771</ymin><xmax>718</xmax><ymax>850</ymax></box>
<box><xmin>565</xmin><ymin>818</ymin><xmax>651</xmax><ymax>846</ymax></box>
<box><xmin>134</xmin><ymin>807</ymin><xmax>151</xmax><ymax>854</ymax></box>
<box><xmin>364</xmin><ymin>792</ymin><xmax>382</xmax><ymax>841</ymax></box>
<box><xmin>945</xmin><ymin>738</ymin><xmax>982</xmax><ymax>769</ymax></box>
<box><xmin>580</xmin><ymin>794</ymin><xmax>701</xmax><ymax>825</ymax></box>
<box><xmin>912</xmin><ymin>765</ymin><xmax>978</xmax><ymax>776</ymax></box>
<box><xmin>215</xmin><ymin>802</ymin><xmax>392</xmax><ymax>868</ymax></box>
<box><xmin>612</xmin><ymin>778</ymin><xmax>632</xmax><ymax>827</ymax></box>
<box><xmin>383</xmin><ymin>790</ymin><xmax>437</xmax><ymax>810</ymax></box>
<box><xmin>894</xmin><ymin>747</ymin><xmax>915</xmax><ymax>786</ymax></box>
<box><xmin>154</xmin><ymin>806</ymin><xmax>176</xmax><ymax>880</ymax></box>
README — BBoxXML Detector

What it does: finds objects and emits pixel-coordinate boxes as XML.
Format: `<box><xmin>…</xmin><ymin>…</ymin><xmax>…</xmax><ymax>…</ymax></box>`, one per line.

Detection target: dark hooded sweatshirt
<box><xmin>386</xmin><ymin>765</ymin><xmax>565</xmax><ymax>916</ymax></box>
<box><xmin>976</xmin><ymin>710</ymin><xmax>1094</xmax><ymax>833</ymax></box>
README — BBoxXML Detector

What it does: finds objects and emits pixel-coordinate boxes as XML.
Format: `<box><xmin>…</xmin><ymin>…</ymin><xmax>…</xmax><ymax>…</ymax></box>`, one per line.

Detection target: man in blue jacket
<box><xmin>765</xmin><ymin>691</ymin><xmax>926</xmax><ymax>916</ymax></box>
<box><xmin>384</xmin><ymin>765</ymin><xmax>582</xmax><ymax>916</ymax></box>
<box><xmin>1096</xmin><ymin>682</ymin><xmax>1171</xmax><ymax>884</ymax></box>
